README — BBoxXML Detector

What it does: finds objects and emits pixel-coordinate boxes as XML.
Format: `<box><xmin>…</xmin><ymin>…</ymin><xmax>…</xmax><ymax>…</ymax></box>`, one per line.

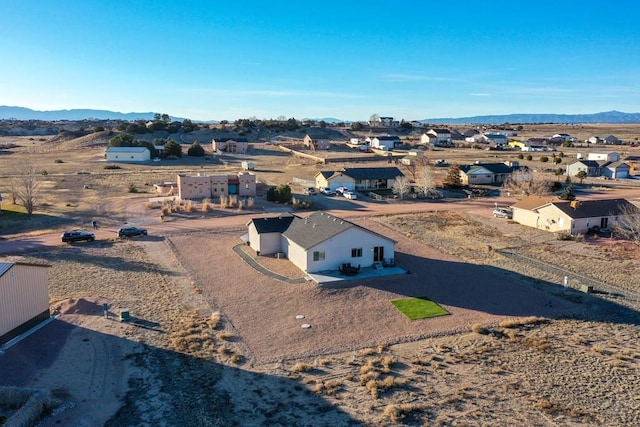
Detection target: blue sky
<box><xmin>1</xmin><ymin>1</ymin><xmax>639</xmax><ymax>121</ymax></box>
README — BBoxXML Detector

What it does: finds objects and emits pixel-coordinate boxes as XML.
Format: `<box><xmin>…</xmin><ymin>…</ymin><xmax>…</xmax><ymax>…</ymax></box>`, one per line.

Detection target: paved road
<box><xmin>2</xmin><ymin>186</ymin><xmax>640</xmax><ymax>256</ymax></box>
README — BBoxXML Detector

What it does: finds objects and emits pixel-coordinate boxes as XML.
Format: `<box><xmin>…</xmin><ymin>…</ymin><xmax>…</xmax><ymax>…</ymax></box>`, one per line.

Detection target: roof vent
<box><xmin>570</xmin><ymin>200</ymin><xmax>580</xmax><ymax>209</ymax></box>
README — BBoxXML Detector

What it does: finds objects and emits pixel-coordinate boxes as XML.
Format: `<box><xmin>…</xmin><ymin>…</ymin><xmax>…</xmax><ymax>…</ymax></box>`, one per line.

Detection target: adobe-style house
<box><xmin>1</xmin><ymin>262</ymin><xmax>50</xmax><ymax>345</ymax></box>
<box><xmin>212</xmin><ymin>137</ymin><xmax>249</xmax><ymax>154</ymax></box>
<box><xmin>303</xmin><ymin>134</ymin><xmax>331</xmax><ymax>150</ymax></box>
<box><xmin>511</xmin><ymin>196</ymin><xmax>638</xmax><ymax>234</ymax></box>
<box><xmin>177</xmin><ymin>172</ymin><xmax>256</xmax><ymax>200</ymax></box>
<box><xmin>105</xmin><ymin>146</ymin><xmax>151</xmax><ymax>162</ymax></box>
<box><xmin>246</xmin><ymin>212</ymin><xmax>396</xmax><ymax>273</ymax></box>
<box><xmin>315</xmin><ymin>167</ymin><xmax>404</xmax><ymax>191</ymax></box>
<box><xmin>459</xmin><ymin>162</ymin><xmax>514</xmax><ymax>185</ymax></box>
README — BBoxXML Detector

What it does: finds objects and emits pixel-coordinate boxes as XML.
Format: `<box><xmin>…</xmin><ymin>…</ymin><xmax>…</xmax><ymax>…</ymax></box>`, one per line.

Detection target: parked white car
<box><xmin>335</xmin><ymin>186</ymin><xmax>348</xmax><ymax>195</ymax></box>
<box><xmin>343</xmin><ymin>191</ymin><xmax>357</xmax><ymax>200</ymax></box>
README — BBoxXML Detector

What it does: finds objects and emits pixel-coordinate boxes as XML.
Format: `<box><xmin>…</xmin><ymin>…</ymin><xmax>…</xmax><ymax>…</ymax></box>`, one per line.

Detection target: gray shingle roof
<box><xmin>214</xmin><ymin>137</ymin><xmax>249</xmax><ymax>143</ymax></box>
<box><xmin>460</xmin><ymin>163</ymin><xmax>513</xmax><ymax>174</ymax></box>
<box><xmin>250</xmin><ymin>215</ymin><xmax>296</xmax><ymax>234</ymax></box>
<box><xmin>282</xmin><ymin>211</ymin><xmax>394</xmax><ymax>250</ymax></box>
<box><xmin>552</xmin><ymin>199</ymin><xmax>638</xmax><ymax>219</ymax></box>
<box><xmin>341</xmin><ymin>167</ymin><xmax>404</xmax><ymax>180</ymax></box>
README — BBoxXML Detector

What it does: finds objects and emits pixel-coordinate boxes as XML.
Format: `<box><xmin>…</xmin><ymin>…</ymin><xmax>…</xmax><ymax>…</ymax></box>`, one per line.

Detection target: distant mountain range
<box><xmin>2</xmin><ymin>106</ymin><xmax>640</xmax><ymax>124</ymax></box>
<box><xmin>0</xmin><ymin>106</ymin><xmax>185</xmax><ymax>121</ymax></box>
<box><xmin>422</xmin><ymin>111</ymin><xmax>640</xmax><ymax>124</ymax></box>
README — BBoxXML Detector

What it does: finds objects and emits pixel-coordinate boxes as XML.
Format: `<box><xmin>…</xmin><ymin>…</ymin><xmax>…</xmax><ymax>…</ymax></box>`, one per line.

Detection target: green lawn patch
<box><xmin>390</xmin><ymin>297</ymin><xmax>449</xmax><ymax>320</ymax></box>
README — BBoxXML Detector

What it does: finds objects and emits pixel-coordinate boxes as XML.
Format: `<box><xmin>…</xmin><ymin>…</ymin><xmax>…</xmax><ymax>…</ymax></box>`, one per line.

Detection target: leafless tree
<box><xmin>10</xmin><ymin>159</ymin><xmax>41</xmax><ymax>215</ymax></box>
<box><xmin>612</xmin><ymin>202</ymin><xmax>640</xmax><ymax>245</ymax></box>
<box><xmin>392</xmin><ymin>176</ymin><xmax>411</xmax><ymax>199</ymax></box>
<box><xmin>501</xmin><ymin>169</ymin><xmax>552</xmax><ymax>198</ymax></box>
<box><xmin>416</xmin><ymin>163</ymin><xmax>436</xmax><ymax>196</ymax></box>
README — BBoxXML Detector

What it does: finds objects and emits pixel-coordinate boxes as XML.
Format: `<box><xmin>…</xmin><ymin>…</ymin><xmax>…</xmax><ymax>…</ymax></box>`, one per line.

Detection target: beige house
<box><xmin>212</xmin><ymin>137</ymin><xmax>249</xmax><ymax>154</ymax></box>
<box><xmin>459</xmin><ymin>162</ymin><xmax>514</xmax><ymax>185</ymax></box>
<box><xmin>177</xmin><ymin>172</ymin><xmax>256</xmax><ymax>200</ymax></box>
<box><xmin>303</xmin><ymin>134</ymin><xmax>330</xmax><ymax>150</ymax></box>
<box><xmin>1</xmin><ymin>262</ymin><xmax>50</xmax><ymax>345</ymax></box>
<box><xmin>511</xmin><ymin>196</ymin><xmax>637</xmax><ymax>234</ymax></box>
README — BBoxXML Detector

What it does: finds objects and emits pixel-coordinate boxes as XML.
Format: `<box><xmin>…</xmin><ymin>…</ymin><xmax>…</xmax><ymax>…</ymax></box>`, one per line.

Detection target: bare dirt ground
<box><xmin>2</xmin><ymin>208</ymin><xmax>640</xmax><ymax>426</ymax></box>
<box><xmin>2</xmin><ymin>129</ymin><xmax>640</xmax><ymax>425</ymax></box>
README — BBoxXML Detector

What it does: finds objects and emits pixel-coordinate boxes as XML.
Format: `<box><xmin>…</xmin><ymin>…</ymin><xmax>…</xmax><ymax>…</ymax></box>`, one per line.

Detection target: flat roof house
<box><xmin>177</xmin><ymin>172</ymin><xmax>256</xmax><ymax>200</ymax></box>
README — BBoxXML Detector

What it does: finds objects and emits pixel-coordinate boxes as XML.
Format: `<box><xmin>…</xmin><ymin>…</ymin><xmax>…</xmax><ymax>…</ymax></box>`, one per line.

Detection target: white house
<box><xmin>427</xmin><ymin>129</ymin><xmax>452</xmax><ymax>147</ymax></box>
<box><xmin>247</xmin><ymin>212</ymin><xmax>396</xmax><ymax>274</ymax></box>
<box><xmin>587</xmin><ymin>151</ymin><xmax>620</xmax><ymax>162</ymax></box>
<box><xmin>105</xmin><ymin>146</ymin><xmax>151</xmax><ymax>162</ymax></box>
<box><xmin>0</xmin><ymin>262</ymin><xmax>50</xmax><ymax>345</ymax></box>
<box><xmin>370</xmin><ymin>136</ymin><xmax>402</xmax><ymax>149</ymax></box>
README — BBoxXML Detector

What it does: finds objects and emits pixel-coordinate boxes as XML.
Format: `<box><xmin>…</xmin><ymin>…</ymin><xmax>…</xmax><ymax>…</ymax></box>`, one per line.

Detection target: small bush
<box><xmin>540</xmin><ymin>156</ymin><xmax>549</xmax><ymax>163</ymax></box>
<box><xmin>128</xmin><ymin>183</ymin><xmax>138</xmax><ymax>193</ymax></box>
<box><xmin>104</xmin><ymin>164</ymin><xmax>121</xmax><ymax>170</ymax></box>
<box><xmin>291</xmin><ymin>362</ymin><xmax>315</xmax><ymax>372</ymax></box>
<box><xmin>54</xmin><ymin>159</ymin><xmax>64</xmax><ymax>163</ymax></box>
<box><xmin>471</xmin><ymin>323</ymin><xmax>489</xmax><ymax>334</ymax></box>
<box><xmin>216</xmin><ymin>331</ymin><xmax>234</xmax><ymax>341</ymax></box>
<box><xmin>208</xmin><ymin>312</ymin><xmax>221</xmax><ymax>329</ymax></box>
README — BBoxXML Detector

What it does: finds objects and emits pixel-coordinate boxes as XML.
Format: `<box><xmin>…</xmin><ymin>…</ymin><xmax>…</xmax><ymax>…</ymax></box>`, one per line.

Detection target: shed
<box><xmin>0</xmin><ymin>262</ymin><xmax>50</xmax><ymax>345</ymax></box>
<box><xmin>105</xmin><ymin>146</ymin><xmax>151</xmax><ymax>162</ymax></box>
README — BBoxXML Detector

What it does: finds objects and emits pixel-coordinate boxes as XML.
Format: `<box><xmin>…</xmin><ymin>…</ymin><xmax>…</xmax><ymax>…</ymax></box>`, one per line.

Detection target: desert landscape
<box><xmin>1</xmin><ymin>123</ymin><xmax>640</xmax><ymax>426</ymax></box>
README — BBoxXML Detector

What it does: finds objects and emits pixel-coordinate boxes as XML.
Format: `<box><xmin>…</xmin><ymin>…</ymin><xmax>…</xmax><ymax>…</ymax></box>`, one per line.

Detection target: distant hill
<box><xmin>0</xmin><ymin>106</ymin><xmax>185</xmax><ymax>121</ymax></box>
<box><xmin>422</xmin><ymin>111</ymin><xmax>640</xmax><ymax>125</ymax></box>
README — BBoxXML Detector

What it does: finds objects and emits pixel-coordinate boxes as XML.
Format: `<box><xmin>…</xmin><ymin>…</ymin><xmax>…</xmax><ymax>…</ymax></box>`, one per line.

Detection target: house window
<box><xmin>351</xmin><ymin>248</ymin><xmax>362</xmax><ymax>258</ymax></box>
<box><xmin>313</xmin><ymin>251</ymin><xmax>325</xmax><ymax>261</ymax></box>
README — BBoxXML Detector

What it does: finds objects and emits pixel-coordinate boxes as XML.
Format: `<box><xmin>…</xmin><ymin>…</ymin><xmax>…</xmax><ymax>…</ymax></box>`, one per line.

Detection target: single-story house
<box><xmin>603</xmin><ymin>135</ymin><xmax>620</xmax><ymax>144</ymax></box>
<box><xmin>315</xmin><ymin>171</ymin><xmax>356</xmax><ymax>192</ymax></box>
<box><xmin>1</xmin><ymin>262</ymin><xmax>50</xmax><ymax>345</ymax></box>
<box><xmin>314</xmin><ymin>167</ymin><xmax>404</xmax><ymax>191</ymax></box>
<box><xmin>370</xmin><ymin>136</ymin><xmax>402</xmax><ymax>150</ymax></box>
<box><xmin>459</xmin><ymin>162</ymin><xmax>514</xmax><ymax>185</ymax></box>
<box><xmin>565</xmin><ymin>160</ymin><xmax>601</xmax><ymax>178</ymax></box>
<box><xmin>303</xmin><ymin>134</ymin><xmax>331</xmax><ymax>151</ymax></box>
<box><xmin>511</xmin><ymin>196</ymin><xmax>638</xmax><ymax>235</ymax></box>
<box><xmin>601</xmin><ymin>161</ymin><xmax>631</xmax><ymax>179</ymax></box>
<box><xmin>105</xmin><ymin>146</ymin><xmax>151</xmax><ymax>162</ymax></box>
<box><xmin>246</xmin><ymin>211</ymin><xmax>396</xmax><ymax>273</ymax></box>
<box><xmin>484</xmin><ymin>133</ymin><xmax>509</xmax><ymax>147</ymax></box>
<box><xmin>177</xmin><ymin>172</ymin><xmax>256</xmax><ymax>200</ymax></box>
<box><xmin>343</xmin><ymin>167</ymin><xmax>404</xmax><ymax>190</ymax></box>
<box><xmin>212</xmin><ymin>137</ymin><xmax>249</xmax><ymax>154</ymax></box>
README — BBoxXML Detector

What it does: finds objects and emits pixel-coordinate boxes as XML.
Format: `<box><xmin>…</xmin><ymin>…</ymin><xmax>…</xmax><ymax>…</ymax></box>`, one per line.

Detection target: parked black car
<box><xmin>61</xmin><ymin>230</ymin><xmax>96</xmax><ymax>243</ymax></box>
<box><xmin>117</xmin><ymin>226</ymin><xmax>148</xmax><ymax>238</ymax></box>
